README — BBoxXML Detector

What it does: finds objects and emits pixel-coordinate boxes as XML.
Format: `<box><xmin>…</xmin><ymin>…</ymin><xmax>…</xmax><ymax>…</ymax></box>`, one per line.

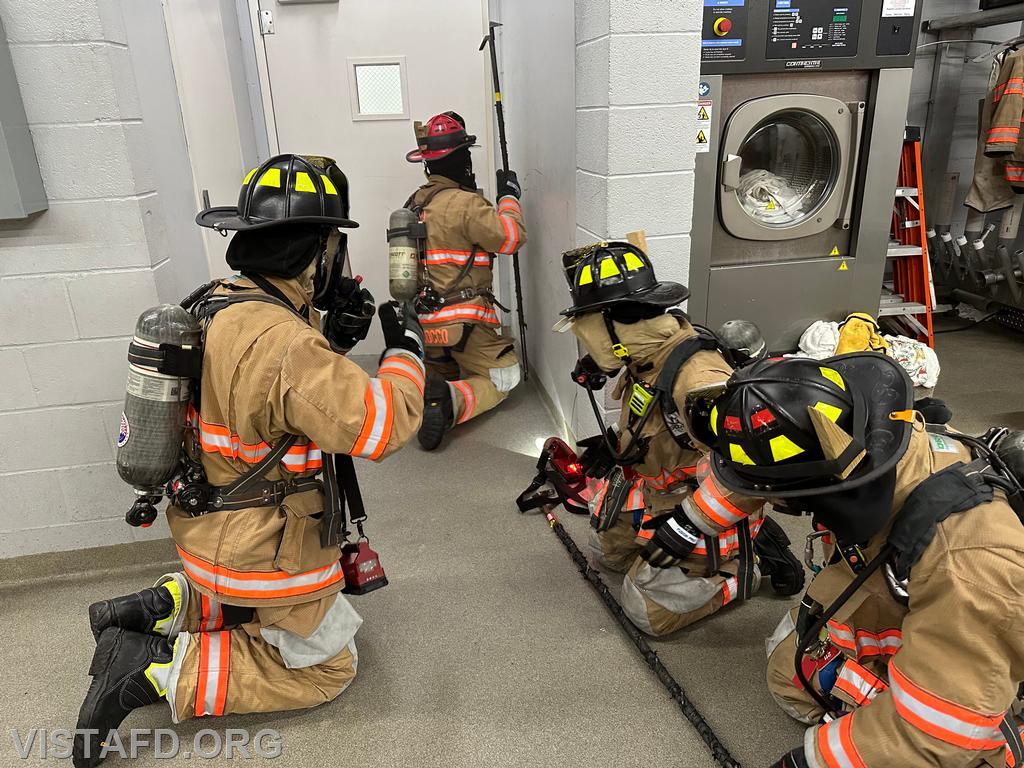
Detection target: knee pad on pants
<box><xmin>489</xmin><ymin>363</ymin><xmax>521</xmax><ymax>393</ymax></box>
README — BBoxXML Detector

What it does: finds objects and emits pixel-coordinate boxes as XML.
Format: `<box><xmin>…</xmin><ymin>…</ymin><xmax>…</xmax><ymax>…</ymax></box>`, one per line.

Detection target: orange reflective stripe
<box><xmin>418</xmin><ymin>304</ymin><xmax>499</xmax><ymax>326</ymax></box>
<box><xmin>641</xmin><ymin>465</ymin><xmax>698</xmax><ymax>491</ymax></box>
<box><xmin>889</xmin><ymin>662</ymin><xmax>1006</xmax><ymax>750</ymax></box>
<box><xmin>721</xmin><ymin>576</ymin><xmax>738</xmax><ymax>605</ymax></box>
<box><xmin>637</xmin><ymin>512</ymin><xmax>655</xmax><ymax>540</ymax></box>
<box><xmin>826</xmin><ymin>621</ymin><xmax>902</xmax><ymax>659</ymax></box>
<box><xmin>834</xmin><ymin>660</ymin><xmax>888</xmax><ymax>706</ymax></box>
<box><xmin>178</xmin><ymin>546</ymin><xmax>343</xmax><ymax>600</ymax></box>
<box><xmin>351</xmin><ymin>379</ymin><xmax>394</xmax><ymax>460</ymax></box>
<box><xmin>693</xmin><ymin>517</ymin><xmax>764</xmax><ymax>557</ymax></box>
<box><xmin>424</xmin><ymin>249</ymin><xmax>491</xmax><ymax>267</ymax></box>
<box><xmin>452</xmin><ymin>380</ymin><xmax>475</xmax><ymax>423</ymax></box>
<box><xmin>195</xmin><ymin>631</ymin><xmax>230</xmax><ymax>717</ymax></box>
<box><xmin>497</xmin><ymin>211</ymin><xmax>521</xmax><ymax>254</ymax></box>
<box><xmin>197</xmin><ymin>417</ymin><xmax>317</xmax><ymax>473</ymax></box>
<box><xmin>693</xmin><ymin>475</ymin><xmax>747</xmax><ymax>529</ymax></box>
<box><xmin>200</xmin><ymin>594</ymin><xmax>223</xmax><ymax>632</ymax></box>
<box><xmin>379</xmin><ymin>352</ymin><xmax>426</xmax><ymax>395</ymax></box>
<box><xmin>817</xmin><ymin>716</ymin><xmax>867</xmax><ymax>768</ymax></box>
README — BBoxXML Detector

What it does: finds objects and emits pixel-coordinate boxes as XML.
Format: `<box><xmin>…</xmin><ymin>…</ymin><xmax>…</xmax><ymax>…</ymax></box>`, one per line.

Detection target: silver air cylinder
<box><xmin>116</xmin><ymin>305</ymin><xmax>201</xmax><ymax>494</ymax></box>
<box><xmin>388</xmin><ymin>207</ymin><xmax>421</xmax><ymax>301</ymax></box>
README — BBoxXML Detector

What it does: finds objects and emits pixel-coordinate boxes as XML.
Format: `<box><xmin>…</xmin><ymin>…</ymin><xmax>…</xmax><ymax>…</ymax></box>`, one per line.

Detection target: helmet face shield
<box><xmin>311</xmin><ymin>229</ymin><xmax>349</xmax><ymax>311</ymax></box>
<box><xmin>683</xmin><ymin>382</ymin><xmax>729</xmax><ymax>449</ymax></box>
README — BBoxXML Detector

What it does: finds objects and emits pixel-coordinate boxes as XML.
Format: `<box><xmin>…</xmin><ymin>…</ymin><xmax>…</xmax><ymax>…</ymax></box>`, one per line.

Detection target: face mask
<box><xmin>311</xmin><ymin>229</ymin><xmax>349</xmax><ymax>311</ymax></box>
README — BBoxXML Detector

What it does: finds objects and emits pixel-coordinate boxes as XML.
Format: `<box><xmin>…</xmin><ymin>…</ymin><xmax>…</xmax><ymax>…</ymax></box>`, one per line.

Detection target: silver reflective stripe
<box><xmin>354</xmin><ymin>379</ymin><xmax>389</xmax><ymax>458</ymax></box>
<box><xmin>182</xmin><ymin>557</ymin><xmax>342</xmax><ymax>595</ymax></box>
<box><xmin>203</xmin><ymin>598</ymin><xmax>221</xmax><ymax>632</ymax></box>
<box><xmin>890</xmin><ymin>669</ymin><xmax>1003</xmax><ymax>744</ymax></box>
<box><xmin>837</xmin><ymin>662</ymin><xmax>883</xmax><ymax>703</ymax></box>
<box><xmin>202</xmin><ymin>632</ymin><xmax>224</xmax><ymax>716</ymax></box>
<box><xmin>694</xmin><ymin>484</ymin><xmax>744</xmax><ymax>526</ymax></box>
<box><xmin>823</xmin><ymin>721</ymin><xmax>859</xmax><ymax>768</ymax></box>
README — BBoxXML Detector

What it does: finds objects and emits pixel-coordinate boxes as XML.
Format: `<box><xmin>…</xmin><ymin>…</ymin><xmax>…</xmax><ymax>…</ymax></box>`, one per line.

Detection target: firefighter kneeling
<box><xmin>73</xmin><ymin>155</ymin><xmax>425</xmax><ymax>768</ymax></box>
<box><xmin>558</xmin><ymin>241</ymin><xmax>804</xmax><ymax>636</ymax></box>
<box><xmin>700</xmin><ymin>355</ymin><xmax>1024</xmax><ymax>768</ymax></box>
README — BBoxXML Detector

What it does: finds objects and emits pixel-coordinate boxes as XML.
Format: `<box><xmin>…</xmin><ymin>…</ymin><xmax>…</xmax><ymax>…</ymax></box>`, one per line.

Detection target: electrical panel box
<box><xmin>0</xmin><ymin>16</ymin><xmax>47</xmax><ymax>219</ymax></box>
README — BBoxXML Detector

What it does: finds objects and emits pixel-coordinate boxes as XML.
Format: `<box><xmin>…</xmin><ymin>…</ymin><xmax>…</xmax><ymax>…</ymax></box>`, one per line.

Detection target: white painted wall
<box><xmin>0</xmin><ymin>0</ymin><xmax>200</xmax><ymax>557</ymax></box>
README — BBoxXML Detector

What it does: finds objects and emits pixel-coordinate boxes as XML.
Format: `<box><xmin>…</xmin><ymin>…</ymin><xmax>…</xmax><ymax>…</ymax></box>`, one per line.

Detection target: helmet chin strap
<box><xmin>601</xmin><ymin>310</ymin><xmax>636</xmax><ymax>373</ymax></box>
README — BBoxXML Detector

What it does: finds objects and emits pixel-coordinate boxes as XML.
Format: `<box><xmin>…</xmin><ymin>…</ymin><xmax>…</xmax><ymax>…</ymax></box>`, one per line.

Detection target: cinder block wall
<box><xmin>0</xmin><ymin>0</ymin><xmax>178</xmax><ymax>557</ymax></box>
<box><xmin>575</xmin><ymin>0</ymin><xmax>703</xmax><ymax>424</ymax></box>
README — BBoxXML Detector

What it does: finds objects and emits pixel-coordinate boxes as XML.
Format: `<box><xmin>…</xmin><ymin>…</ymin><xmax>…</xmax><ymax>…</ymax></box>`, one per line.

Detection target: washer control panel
<box><xmin>765</xmin><ymin>1</ymin><xmax>862</xmax><ymax>60</ymax></box>
<box><xmin>702</xmin><ymin>0</ymin><xmax>748</xmax><ymax>63</ymax></box>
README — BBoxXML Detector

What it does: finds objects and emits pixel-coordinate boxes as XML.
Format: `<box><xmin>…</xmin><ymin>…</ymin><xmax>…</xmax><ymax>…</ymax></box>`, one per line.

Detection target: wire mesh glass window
<box><xmin>348</xmin><ymin>58</ymin><xmax>409</xmax><ymax>121</ymax></box>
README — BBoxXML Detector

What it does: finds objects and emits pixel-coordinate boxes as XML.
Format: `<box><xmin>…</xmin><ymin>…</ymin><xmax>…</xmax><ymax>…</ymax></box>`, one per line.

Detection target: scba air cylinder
<box><xmin>388</xmin><ymin>207</ymin><xmax>421</xmax><ymax>301</ymax></box>
<box><xmin>116</xmin><ymin>305</ymin><xmax>202</xmax><ymax>494</ymax></box>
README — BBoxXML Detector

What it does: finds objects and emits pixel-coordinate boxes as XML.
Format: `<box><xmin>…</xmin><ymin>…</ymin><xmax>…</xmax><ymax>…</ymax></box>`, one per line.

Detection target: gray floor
<box><xmin>1</xmin><ymin>321</ymin><xmax>1021</xmax><ymax>767</ymax></box>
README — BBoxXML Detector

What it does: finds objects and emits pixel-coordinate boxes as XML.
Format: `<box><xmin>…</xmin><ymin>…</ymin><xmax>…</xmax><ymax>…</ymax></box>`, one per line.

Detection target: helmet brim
<box><xmin>405</xmin><ymin>139</ymin><xmax>479</xmax><ymax>163</ymax></box>
<box><xmin>196</xmin><ymin>206</ymin><xmax>359</xmax><ymax>231</ymax></box>
<box><xmin>710</xmin><ymin>352</ymin><xmax>914</xmax><ymax>498</ymax></box>
<box><xmin>559</xmin><ymin>281</ymin><xmax>690</xmax><ymax>317</ymax></box>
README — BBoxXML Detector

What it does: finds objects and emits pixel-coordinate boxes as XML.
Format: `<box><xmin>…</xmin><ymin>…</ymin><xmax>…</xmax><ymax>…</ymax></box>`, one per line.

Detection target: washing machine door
<box><xmin>719</xmin><ymin>95</ymin><xmax>861</xmax><ymax>242</ymax></box>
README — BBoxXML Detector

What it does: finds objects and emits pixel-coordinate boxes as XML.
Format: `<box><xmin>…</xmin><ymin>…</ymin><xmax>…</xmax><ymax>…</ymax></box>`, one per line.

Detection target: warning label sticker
<box><xmin>695</xmin><ymin>129</ymin><xmax>709</xmax><ymax>152</ymax></box>
<box><xmin>697</xmin><ymin>100</ymin><xmax>712</xmax><ymax>122</ymax></box>
<box><xmin>838</xmin><ymin>261</ymin><xmax>849</xmax><ymax>272</ymax></box>
<box><xmin>882</xmin><ymin>0</ymin><xmax>915</xmax><ymax>18</ymax></box>
<box><xmin>829</xmin><ymin>246</ymin><xmax>841</xmax><ymax>256</ymax></box>
<box><xmin>696</xmin><ymin>100</ymin><xmax>712</xmax><ymax>153</ymax></box>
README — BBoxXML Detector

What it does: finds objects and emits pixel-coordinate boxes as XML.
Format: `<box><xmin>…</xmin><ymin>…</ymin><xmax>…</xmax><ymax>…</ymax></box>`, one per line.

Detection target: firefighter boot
<box><xmin>755</xmin><ymin>517</ymin><xmax>806</xmax><ymax>596</ymax></box>
<box><xmin>73</xmin><ymin>628</ymin><xmax>174</xmax><ymax>768</ymax></box>
<box><xmin>418</xmin><ymin>378</ymin><xmax>454</xmax><ymax>451</ymax></box>
<box><xmin>88</xmin><ymin>574</ymin><xmax>187</xmax><ymax>640</ymax></box>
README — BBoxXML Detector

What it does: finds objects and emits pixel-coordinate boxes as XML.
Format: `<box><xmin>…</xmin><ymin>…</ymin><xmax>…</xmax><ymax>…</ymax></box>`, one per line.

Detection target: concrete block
<box><xmin>0</xmin><ymin>0</ymin><xmax>104</xmax><ymax>42</ymax></box>
<box><xmin>0</xmin><ymin>518</ymin><xmax>131</xmax><ymax>558</ymax></box>
<box><xmin>121</xmin><ymin>122</ymin><xmax>156</xmax><ymax>194</ymax></box>
<box><xmin>575</xmin><ymin>38</ymin><xmax>609</xmax><ymax>108</ymax></box>
<box><xmin>138</xmin><ymin>193</ymin><xmax>170</xmax><ymax>267</ymax></box>
<box><xmin>30</xmin><ymin>124</ymin><xmax>144</xmax><ymax>200</ymax></box>
<box><xmin>575</xmin><ymin>0</ymin><xmax>609</xmax><ymax>43</ymax></box>
<box><xmin>66</xmin><ymin>269</ymin><xmax>158</xmax><ymax>339</ymax></box>
<box><xmin>0</xmin><ymin>276</ymin><xmax>77</xmax><ymax>345</ymax></box>
<box><xmin>607</xmin><ymin>105</ymin><xmax>698</xmax><ymax>175</ymax></box>
<box><xmin>10</xmin><ymin>43</ymin><xmax>139</xmax><ymax>124</ymax></box>
<box><xmin>59</xmin><ymin>462</ymin><xmax>129</xmax><ymax>521</ymax></box>
<box><xmin>0</xmin><ymin>470</ymin><xmax>68</xmax><ymax>530</ymax></box>
<box><xmin>609</xmin><ymin>0</ymin><xmax>704</xmax><ymax>34</ymax></box>
<box><xmin>0</xmin><ymin>198</ymin><xmax>151</xmax><ymax>277</ymax></box>
<box><xmin>606</xmin><ymin>171</ymin><xmax>695</xmax><ymax>237</ymax></box>
<box><xmin>23</xmin><ymin>338</ymin><xmax>127</xmax><ymax>406</ymax></box>
<box><xmin>0</xmin><ymin>349</ymin><xmax>36</xmax><ymax>410</ymax></box>
<box><xmin>576</xmin><ymin>109</ymin><xmax>609</xmax><ymax>175</ymax></box>
<box><xmin>576</xmin><ymin>226</ymin><xmax>604</xmax><ymax>247</ymax></box>
<box><xmin>0</xmin><ymin>404</ymin><xmax>114</xmax><ymax>473</ymax></box>
<box><xmin>609</xmin><ymin>33</ymin><xmax>702</xmax><ymax>106</ymax></box>
<box><xmin>645</xmin><ymin>234</ymin><xmax>692</xmax><ymax>287</ymax></box>
<box><xmin>575</xmin><ymin>170</ymin><xmax>608</xmax><ymax>238</ymax></box>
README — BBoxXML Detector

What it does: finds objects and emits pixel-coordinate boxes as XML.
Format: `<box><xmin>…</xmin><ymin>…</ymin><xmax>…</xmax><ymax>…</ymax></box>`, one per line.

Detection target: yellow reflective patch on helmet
<box><xmin>710</xmin><ymin>405</ymin><xmax>719</xmax><ymax>436</ymax></box>
<box><xmin>320</xmin><ymin>174</ymin><xmax>339</xmax><ymax>195</ymax></box>
<box><xmin>242</xmin><ymin>167</ymin><xmax>257</xmax><ymax>184</ymax></box>
<box><xmin>257</xmin><ymin>168</ymin><xmax>281</xmax><ymax>188</ymax></box>
<box><xmin>813</xmin><ymin>401</ymin><xmax>843</xmax><ymax>423</ymax></box>
<box><xmin>577</xmin><ymin>265</ymin><xmax>594</xmax><ymax>286</ymax></box>
<box><xmin>819</xmin><ymin>367</ymin><xmax>845</xmax><ymax>391</ymax></box>
<box><xmin>730</xmin><ymin>443</ymin><xmax>755</xmax><ymax>465</ymax></box>
<box><xmin>294</xmin><ymin>171</ymin><xmax>317</xmax><ymax>193</ymax></box>
<box><xmin>599</xmin><ymin>258</ymin><xmax>622</xmax><ymax>279</ymax></box>
<box><xmin>623</xmin><ymin>251</ymin><xmax>645</xmax><ymax>271</ymax></box>
<box><xmin>769</xmin><ymin>434</ymin><xmax>805</xmax><ymax>462</ymax></box>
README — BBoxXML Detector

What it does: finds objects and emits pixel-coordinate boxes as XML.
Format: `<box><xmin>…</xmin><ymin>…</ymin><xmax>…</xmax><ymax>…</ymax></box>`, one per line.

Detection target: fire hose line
<box><xmin>540</xmin><ymin>508</ymin><xmax>742</xmax><ymax>768</ymax></box>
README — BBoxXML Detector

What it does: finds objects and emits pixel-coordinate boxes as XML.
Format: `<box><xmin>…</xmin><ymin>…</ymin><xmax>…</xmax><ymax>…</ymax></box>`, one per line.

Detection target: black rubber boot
<box><xmin>88</xmin><ymin>585</ymin><xmax>177</xmax><ymax>641</ymax></box>
<box><xmin>418</xmin><ymin>378</ymin><xmax>454</xmax><ymax>451</ymax></box>
<box><xmin>755</xmin><ymin>517</ymin><xmax>806</xmax><ymax>596</ymax></box>
<box><xmin>73</xmin><ymin>629</ymin><xmax>171</xmax><ymax>768</ymax></box>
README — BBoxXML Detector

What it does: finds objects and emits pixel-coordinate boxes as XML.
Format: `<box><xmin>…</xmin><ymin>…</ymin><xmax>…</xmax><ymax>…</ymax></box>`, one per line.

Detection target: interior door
<box><xmin>252</xmin><ymin>0</ymin><xmax>493</xmax><ymax>351</ymax></box>
<box><xmin>719</xmin><ymin>94</ymin><xmax>864</xmax><ymax>242</ymax></box>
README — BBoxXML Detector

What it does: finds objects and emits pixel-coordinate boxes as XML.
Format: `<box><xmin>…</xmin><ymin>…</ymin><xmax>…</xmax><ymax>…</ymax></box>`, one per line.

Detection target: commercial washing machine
<box><xmin>689</xmin><ymin>0</ymin><xmax>923</xmax><ymax>350</ymax></box>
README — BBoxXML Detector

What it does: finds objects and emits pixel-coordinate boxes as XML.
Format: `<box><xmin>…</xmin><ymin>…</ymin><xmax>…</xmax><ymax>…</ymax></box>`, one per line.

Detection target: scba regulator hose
<box><xmin>541</xmin><ymin>509</ymin><xmax>742</xmax><ymax>768</ymax></box>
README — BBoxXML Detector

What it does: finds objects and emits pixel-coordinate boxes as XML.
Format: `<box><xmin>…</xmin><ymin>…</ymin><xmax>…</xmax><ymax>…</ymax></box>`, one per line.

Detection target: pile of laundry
<box><xmin>798</xmin><ymin>313</ymin><xmax>940</xmax><ymax>388</ymax></box>
<box><xmin>737</xmin><ymin>169</ymin><xmax>808</xmax><ymax>225</ymax></box>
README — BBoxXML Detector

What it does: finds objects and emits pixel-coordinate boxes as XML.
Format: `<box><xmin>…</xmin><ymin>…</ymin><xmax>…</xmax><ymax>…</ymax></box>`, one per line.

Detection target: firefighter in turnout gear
<box><xmin>701</xmin><ymin>356</ymin><xmax>1024</xmax><ymax>768</ymax></box>
<box><xmin>73</xmin><ymin>155</ymin><xmax>425</xmax><ymax>768</ymax></box>
<box><xmin>403</xmin><ymin>111</ymin><xmax>527</xmax><ymax>450</ymax></box>
<box><xmin>559</xmin><ymin>241</ymin><xmax>803</xmax><ymax>636</ymax></box>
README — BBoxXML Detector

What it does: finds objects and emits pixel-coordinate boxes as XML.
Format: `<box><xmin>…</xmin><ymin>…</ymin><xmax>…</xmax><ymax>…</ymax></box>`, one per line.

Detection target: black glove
<box><xmin>769</xmin><ymin>748</ymin><xmax>809</xmax><ymax>768</ymax></box>
<box><xmin>496</xmin><ymin>169</ymin><xmax>521</xmax><ymax>200</ymax></box>
<box><xmin>571</xmin><ymin>355</ymin><xmax>608</xmax><ymax>390</ymax></box>
<box><xmin>324</xmin><ymin>277</ymin><xmax>375</xmax><ymax>354</ymax></box>
<box><xmin>577</xmin><ymin>430</ymin><xmax>617</xmax><ymax>479</ymax></box>
<box><xmin>640</xmin><ymin>508</ymin><xmax>702</xmax><ymax>568</ymax></box>
<box><xmin>378</xmin><ymin>301</ymin><xmax>424</xmax><ymax>359</ymax></box>
<box><xmin>914</xmin><ymin>396</ymin><xmax>952</xmax><ymax>425</ymax></box>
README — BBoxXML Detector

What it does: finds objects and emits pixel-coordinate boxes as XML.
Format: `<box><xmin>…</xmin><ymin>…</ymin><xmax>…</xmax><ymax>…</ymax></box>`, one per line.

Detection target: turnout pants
<box><xmin>426</xmin><ymin>324</ymin><xmax>520</xmax><ymax>425</ymax></box>
<box><xmin>162</xmin><ymin>573</ymin><xmax>359</xmax><ymax>721</ymax></box>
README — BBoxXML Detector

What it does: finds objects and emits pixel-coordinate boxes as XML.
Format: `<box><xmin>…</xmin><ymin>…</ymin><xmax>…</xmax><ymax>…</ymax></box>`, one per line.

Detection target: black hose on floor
<box><xmin>541</xmin><ymin>509</ymin><xmax>742</xmax><ymax>768</ymax></box>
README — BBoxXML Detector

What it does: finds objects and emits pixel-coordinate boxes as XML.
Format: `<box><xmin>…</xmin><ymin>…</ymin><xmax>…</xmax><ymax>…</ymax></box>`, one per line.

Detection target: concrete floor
<box><xmin>1</xmin><ymin>321</ymin><xmax>1021</xmax><ymax>767</ymax></box>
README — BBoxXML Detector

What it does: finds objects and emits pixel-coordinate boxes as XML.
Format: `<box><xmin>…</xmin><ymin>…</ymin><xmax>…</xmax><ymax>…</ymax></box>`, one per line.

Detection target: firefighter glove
<box><xmin>496</xmin><ymin>169</ymin><xmax>521</xmax><ymax>200</ymax></box>
<box><xmin>640</xmin><ymin>508</ymin><xmax>701</xmax><ymax>568</ymax></box>
<box><xmin>325</xmin><ymin>277</ymin><xmax>375</xmax><ymax>354</ymax></box>
<box><xmin>769</xmin><ymin>748</ymin><xmax>809</xmax><ymax>768</ymax></box>
<box><xmin>378</xmin><ymin>301</ymin><xmax>424</xmax><ymax>359</ymax></box>
<box><xmin>577</xmin><ymin>430</ymin><xmax>617</xmax><ymax>479</ymax></box>
<box><xmin>571</xmin><ymin>354</ymin><xmax>608</xmax><ymax>390</ymax></box>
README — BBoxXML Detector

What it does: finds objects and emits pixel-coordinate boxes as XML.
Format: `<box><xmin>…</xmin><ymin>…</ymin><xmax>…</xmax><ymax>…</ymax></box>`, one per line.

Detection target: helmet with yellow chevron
<box><xmin>196</xmin><ymin>154</ymin><xmax>358</xmax><ymax>232</ymax></box>
<box><xmin>560</xmin><ymin>241</ymin><xmax>689</xmax><ymax>317</ymax></box>
<box><xmin>702</xmin><ymin>353</ymin><xmax>914</xmax><ymax>498</ymax></box>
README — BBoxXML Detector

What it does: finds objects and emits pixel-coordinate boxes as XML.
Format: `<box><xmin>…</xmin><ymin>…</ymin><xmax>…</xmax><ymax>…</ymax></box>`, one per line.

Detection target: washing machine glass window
<box><xmin>735</xmin><ymin>111</ymin><xmax>838</xmax><ymax>229</ymax></box>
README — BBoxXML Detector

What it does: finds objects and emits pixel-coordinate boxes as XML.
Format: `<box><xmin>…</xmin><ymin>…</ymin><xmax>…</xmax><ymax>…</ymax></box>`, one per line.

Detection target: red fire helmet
<box><xmin>406</xmin><ymin>112</ymin><xmax>478</xmax><ymax>163</ymax></box>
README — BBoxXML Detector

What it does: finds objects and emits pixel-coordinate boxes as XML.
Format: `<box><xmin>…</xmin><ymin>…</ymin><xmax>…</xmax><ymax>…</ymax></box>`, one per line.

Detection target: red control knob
<box><xmin>714</xmin><ymin>17</ymin><xmax>733</xmax><ymax>36</ymax></box>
